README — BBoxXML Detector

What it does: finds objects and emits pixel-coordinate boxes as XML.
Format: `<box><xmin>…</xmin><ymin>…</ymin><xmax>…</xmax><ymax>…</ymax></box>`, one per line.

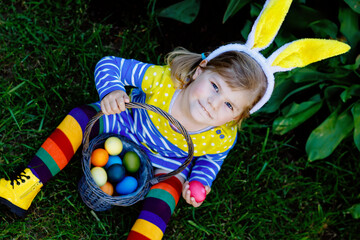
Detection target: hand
<box><xmin>182</xmin><ymin>181</ymin><xmax>211</xmax><ymax>207</ymax></box>
<box><xmin>100</xmin><ymin>90</ymin><xmax>130</xmax><ymax>115</ymax></box>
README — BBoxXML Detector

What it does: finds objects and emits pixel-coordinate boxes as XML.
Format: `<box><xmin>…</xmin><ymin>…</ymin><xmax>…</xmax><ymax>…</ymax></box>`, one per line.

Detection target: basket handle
<box><xmin>83</xmin><ymin>102</ymin><xmax>194</xmax><ymax>185</ymax></box>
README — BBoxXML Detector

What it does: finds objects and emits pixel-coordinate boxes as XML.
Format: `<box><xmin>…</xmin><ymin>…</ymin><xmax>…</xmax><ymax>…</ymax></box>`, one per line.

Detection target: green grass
<box><xmin>1</xmin><ymin>0</ymin><xmax>359</xmax><ymax>239</ymax></box>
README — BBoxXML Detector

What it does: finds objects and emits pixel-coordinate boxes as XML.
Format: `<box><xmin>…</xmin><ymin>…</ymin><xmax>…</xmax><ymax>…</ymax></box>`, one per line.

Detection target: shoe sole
<box><xmin>0</xmin><ymin>197</ymin><xmax>27</xmax><ymax>217</ymax></box>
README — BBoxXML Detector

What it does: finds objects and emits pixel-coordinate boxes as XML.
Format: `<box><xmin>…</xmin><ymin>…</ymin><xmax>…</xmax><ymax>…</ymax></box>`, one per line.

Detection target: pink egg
<box><xmin>189</xmin><ymin>180</ymin><xmax>206</xmax><ymax>203</ymax></box>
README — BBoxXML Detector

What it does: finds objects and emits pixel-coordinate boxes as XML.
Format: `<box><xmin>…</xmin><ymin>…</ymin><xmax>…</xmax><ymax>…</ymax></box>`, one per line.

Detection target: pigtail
<box><xmin>165</xmin><ymin>47</ymin><xmax>204</xmax><ymax>88</ymax></box>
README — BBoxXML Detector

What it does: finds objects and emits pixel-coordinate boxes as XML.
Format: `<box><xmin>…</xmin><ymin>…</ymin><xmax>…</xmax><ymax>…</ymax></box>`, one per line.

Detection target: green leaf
<box><xmin>258</xmin><ymin>75</ymin><xmax>297</xmax><ymax>113</ymax></box>
<box><xmin>339</xmin><ymin>7</ymin><xmax>360</xmax><ymax>48</ymax></box>
<box><xmin>281</xmin><ymin>81</ymin><xmax>318</xmax><ymax>104</ymax></box>
<box><xmin>223</xmin><ymin>0</ymin><xmax>251</xmax><ymax>23</ymax></box>
<box><xmin>292</xmin><ymin>68</ymin><xmax>330</xmax><ymax>83</ymax></box>
<box><xmin>306</xmin><ymin>109</ymin><xmax>354</xmax><ymax>161</ymax></box>
<box><xmin>351</xmin><ymin>102</ymin><xmax>360</xmax><ymax>151</ymax></box>
<box><xmin>309</xmin><ymin>19</ymin><xmax>338</xmax><ymax>39</ymax></box>
<box><xmin>241</xmin><ymin>20</ymin><xmax>252</xmax><ymax>40</ymax></box>
<box><xmin>159</xmin><ymin>0</ymin><xmax>200</xmax><ymax>24</ymax></box>
<box><xmin>324</xmin><ymin>85</ymin><xmax>347</xmax><ymax>112</ymax></box>
<box><xmin>285</xmin><ymin>4</ymin><xmax>324</xmax><ymax>30</ymax></box>
<box><xmin>340</xmin><ymin>85</ymin><xmax>360</xmax><ymax>102</ymax></box>
<box><xmin>344</xmin><ymin>0</ymin><xmax>360</xmax><ymax>14</ymax></box>
<box><xmin>349</xmin><ymin>203</ymin><xmax>360</xmax><ymax>219</ymax></box>
<box><xmin>273</xmin><ymin>98</ymin><xmax>322</xmax><ymax>135</ymax></box>
<box><xmin>343</xmin><ymin>54</ymin><xmax>360</xmax><ymax>70</ymax></box>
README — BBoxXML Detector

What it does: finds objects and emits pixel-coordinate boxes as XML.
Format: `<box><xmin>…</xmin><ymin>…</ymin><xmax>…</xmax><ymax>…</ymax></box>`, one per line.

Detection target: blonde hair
<box><xmin>165</xmin><ymin>47</ymin><xmax>267</xmax><ymax>127</ymax></box>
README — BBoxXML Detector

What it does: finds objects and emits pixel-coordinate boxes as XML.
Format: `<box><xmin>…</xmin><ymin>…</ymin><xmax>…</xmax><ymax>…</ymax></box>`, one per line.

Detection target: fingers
<box><xmin>115</xmin><ymin>95</ymin><xmax>129</xmax><ymax>112</ymax></box>
<box><xmin>205</xmin><ymin>186</ymin><xmax>211</xmax><ymax>195</ymax></box>
<box><xmin>100</xmin><ymin>90</ymin><xmax>130</xmax><ymax>115</ymax></box>
<box><xmin>182</xmin><ymin>181</ymin><xmax>204</xmax><ymax>208</ymax></box>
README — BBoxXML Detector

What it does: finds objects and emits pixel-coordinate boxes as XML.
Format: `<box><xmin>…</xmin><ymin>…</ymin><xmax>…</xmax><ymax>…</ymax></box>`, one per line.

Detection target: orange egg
<box><xmin>100</xmin><ymin>182</ymin><xmax>114</xmax><ymax>196</ymax></box>
<box><xmin>91</xmin><ymin>148</ymin><xmax>109</xmax><ymax>167</ymax></box>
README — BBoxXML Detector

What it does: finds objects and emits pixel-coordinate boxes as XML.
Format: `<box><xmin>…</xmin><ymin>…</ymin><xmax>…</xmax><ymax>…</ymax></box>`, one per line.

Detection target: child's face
<box><xmin>185</xmin><ymin>67</ymin><xmax>253</xmax><ymax>128</ymax></box>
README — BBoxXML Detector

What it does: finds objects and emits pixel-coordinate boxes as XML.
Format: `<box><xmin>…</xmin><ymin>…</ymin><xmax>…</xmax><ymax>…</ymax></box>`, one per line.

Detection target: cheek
<box><xmin>190</xmin><ymin>82</ymin><xmax>209</xmax><ymax>98</ymax></box>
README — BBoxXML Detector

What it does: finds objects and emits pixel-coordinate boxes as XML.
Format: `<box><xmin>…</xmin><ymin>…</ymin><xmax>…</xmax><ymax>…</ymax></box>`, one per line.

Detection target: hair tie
<box><xmin>201</xmin><ymin>53</ymin><xmax>206</xmax><ymax>60</ymax></box>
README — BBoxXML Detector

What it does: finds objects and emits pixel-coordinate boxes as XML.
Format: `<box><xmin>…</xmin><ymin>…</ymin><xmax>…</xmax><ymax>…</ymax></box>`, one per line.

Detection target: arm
<box><xmin>189</xmin><ymin>152</ymin><xmax>228</xmax><ymax>187</ymax></box>
<box><xmin>182</xmin><ymin>143</ymin><xmax>235</xmax><ymax>207</ymax></box>
<box><xmin>94</xmin><ymin>56</ymin><xmax>151</xmax><ymax>114</ymax></box>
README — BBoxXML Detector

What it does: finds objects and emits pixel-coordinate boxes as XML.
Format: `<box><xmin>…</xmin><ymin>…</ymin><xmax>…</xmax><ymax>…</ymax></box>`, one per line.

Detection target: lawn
<box><xmin>0</xmin><ymin>0</ymin><xmax>359</xmax><ymax>239</ymax></box>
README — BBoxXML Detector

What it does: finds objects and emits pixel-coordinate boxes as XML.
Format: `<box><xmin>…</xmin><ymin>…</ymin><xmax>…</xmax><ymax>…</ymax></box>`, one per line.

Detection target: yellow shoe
<box><xmin>0</xmin><ymin>168</ymin><xmax>43</xmax><ymax>217</ymax></box>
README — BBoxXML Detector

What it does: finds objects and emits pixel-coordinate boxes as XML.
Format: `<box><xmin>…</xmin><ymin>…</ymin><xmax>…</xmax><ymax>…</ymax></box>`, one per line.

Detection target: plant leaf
<box><xmin>343</xmin><ymin>54</ymin><xmax>360</xmax><ymax>70</ymax></box>
<box><xmin>344</xmin><ymin>0</ymin><xmax>360</xmax><ymax>14</ymax></box>
<box><xmin>306</xmin><ymin>109</ymin><xmax>354</xmax><ymax>161</ymax></box>
<box><xmin>158</xmin><ymin>0</ymin><xmax>200</xmax><ymax>24</ymax></box>
<box><xmin>339</xmin><ymin>7</ymin><xmax>360</xmax><ymax>48</ymax></box>
<box><xmin>292</xmin><ymin>68</ymin><xmax>330</xmax><ymax>83</ymax></box>
<box><xmin>309</xmin><ymin>19</ymin><xmax>338</xmax><ymax>39</ymax></box>
<box><xmin>273</xmin><ymin>98</ymin><xmax>322</xmax><ymax>135</ymax></box>
<box><xmin>241</xmin><ymin>20</ymin><xmax>252</xmax><ymax>40</ymax></box>
<box><xmin>281</xmin><ymin>81</ymin><xmax>318</xmax><ymax>104</ymax></box>
<box><xmin>324</xmin><ymin>85</ymin><xmax>347</xmax><ymax>112</ymax></box>
<box><xmin>351</xmin><ymin>102</ymin><xmax>360</xmax><ymax>151</ymax></box>
<box><xmin>258</xmin><ymin>74</ymin><xmax>297</xmax><ymax>113</ymax></box>
<box><xmin>223</xmin><ymin>0</ymin><xmax>251</xmax><ymax>23</ymax></box>
<box><xmin>349</xmin><ymin>203</ymin><xmax>360</xmax><ymax>219</ymax></box>
<box><xmin>340</xmin><ymin>85</ymin><xmax>360</xmax><ymax>102</ymax></box>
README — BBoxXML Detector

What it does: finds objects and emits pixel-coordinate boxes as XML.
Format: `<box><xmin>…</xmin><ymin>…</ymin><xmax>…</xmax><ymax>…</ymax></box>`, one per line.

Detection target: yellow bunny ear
<box><xmin>246</xmin><ymin>0</ymin><xmax>293</xmax><ymax>51</ymax></box>
<box><xmin>267</xmin><ymin>39</ymin><xmax>351</xmax><ymax>72</ymax></box>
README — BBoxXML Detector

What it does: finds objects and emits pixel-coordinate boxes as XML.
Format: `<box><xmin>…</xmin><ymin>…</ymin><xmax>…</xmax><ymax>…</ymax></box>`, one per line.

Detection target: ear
<box><xmin>199</xmin><ymin>59</ymin><xmax>208</xmax><ymax>68</ymax></box>
<box><xmin>193</xmin><ymin>60</ymin><xmax>208</xmax><ymax>80</ymax></box>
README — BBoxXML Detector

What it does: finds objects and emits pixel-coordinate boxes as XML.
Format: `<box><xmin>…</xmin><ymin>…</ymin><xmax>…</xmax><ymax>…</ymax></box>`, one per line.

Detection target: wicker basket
<box><xmin>78</xmin><ymin>102</ymin><xmax>194</xmax><ymax>211</ymax></box>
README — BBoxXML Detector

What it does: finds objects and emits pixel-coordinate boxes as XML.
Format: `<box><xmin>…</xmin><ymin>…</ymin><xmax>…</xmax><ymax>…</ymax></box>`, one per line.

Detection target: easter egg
<box><xmin>104</xmin><ymin>137</ymin><xmax>123</xmax><ymax>155</ymax></box>
<box><xmin>100</xmin><ymin>182</ymin><xmax>114</xmax><ymax>196</ymax></box>
<box><xmin>189</xmin><ymin>180</ymin><xmax>206</xmax><ymax>203</ymax></box>
<box><xmin>123</xmin><ymin>151</ymin><xmax>140</xmax><ymax>173</ymax></box>
<box><xmin>104</xmin><ymin>155</ymin><xmax>122</xmax><ymax>169</ymax></box>
<box><xmin>115</xmin><ymin>176</ymin><xmax>138</xmax><ymax>195</ymax></box>
<box><xmin>107</xmin><ymin>164</ymin><xmax>126</xmax><ymax>183</ymax></box>
<box><xmin>91</xmin><ymin>148</ymin><xmax>109</xmax><ymax>167</ymax></box>
<box><xmin>90</xmin><ymin>167</ymin><xmax>107</xmax><ymax>187</ymax></box>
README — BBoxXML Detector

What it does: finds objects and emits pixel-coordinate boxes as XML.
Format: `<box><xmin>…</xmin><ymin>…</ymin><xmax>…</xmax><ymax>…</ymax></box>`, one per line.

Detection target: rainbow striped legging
<box><xmin>27</xmin><ymin>103</ymin><xmax>184</xmax><ymax>239</ymax></box>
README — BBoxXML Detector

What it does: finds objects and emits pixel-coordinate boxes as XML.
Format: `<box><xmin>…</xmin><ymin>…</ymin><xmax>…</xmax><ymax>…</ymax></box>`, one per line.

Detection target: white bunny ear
<box><xmin>246</xmin><ymin>0</ymin><xmax>293</xmax><ymax>51</ymax></box>
<box><xmin>267</xmin><ymin>39</ymin><xmax>351</xmax><ymax>72</ymax></box>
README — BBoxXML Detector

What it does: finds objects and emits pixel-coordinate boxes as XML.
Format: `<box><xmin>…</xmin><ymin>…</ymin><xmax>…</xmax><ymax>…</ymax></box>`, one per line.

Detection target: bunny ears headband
<box><xmin>205</xmin><ymin>0</ymin><xmax>350</xmax><ymax>114</ymax></box>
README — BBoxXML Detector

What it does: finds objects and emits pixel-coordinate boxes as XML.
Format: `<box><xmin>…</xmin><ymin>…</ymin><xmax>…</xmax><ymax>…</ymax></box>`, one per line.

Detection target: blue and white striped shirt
<box><xmin>94</xmin><ymin>56</ymin><xmax>237</xmax><ymax>187</ymax></box>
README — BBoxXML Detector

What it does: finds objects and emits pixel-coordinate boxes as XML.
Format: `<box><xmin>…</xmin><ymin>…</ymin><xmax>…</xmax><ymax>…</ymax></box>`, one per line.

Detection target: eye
<box><xmin>225</xmin><ymin>102</ymin><xmax>233</xmax><ymax>110</ymax></box>
<box><xmin>211</xmin><ymin>82</ymin><xmax>219</xmax><ymax>92</ymax></box>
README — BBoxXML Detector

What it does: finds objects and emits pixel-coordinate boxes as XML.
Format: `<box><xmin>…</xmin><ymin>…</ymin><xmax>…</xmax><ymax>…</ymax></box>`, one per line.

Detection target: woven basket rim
<box><xmin>79</xmin><ymin>102</ymin><xmax>194</xmax><ymax>208</ymax></box>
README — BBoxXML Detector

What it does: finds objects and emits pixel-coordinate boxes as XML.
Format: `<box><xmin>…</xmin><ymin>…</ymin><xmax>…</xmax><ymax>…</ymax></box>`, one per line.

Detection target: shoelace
<box><xmin>9</xmin><ymin>169</ymin><xmax>30</xmax><ymax>188</ymax></box>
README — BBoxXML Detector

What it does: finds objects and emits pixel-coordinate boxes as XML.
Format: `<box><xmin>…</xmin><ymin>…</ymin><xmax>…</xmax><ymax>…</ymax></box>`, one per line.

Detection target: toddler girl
<box><xmin>0</xmin><ymin>48</ymin><xmax>266</xmax><ymax>239</ymax></box>
<box><xmin>0</xmin><ymin>0</ymin><xmax>349</xmax><ymax>239</ymax></box>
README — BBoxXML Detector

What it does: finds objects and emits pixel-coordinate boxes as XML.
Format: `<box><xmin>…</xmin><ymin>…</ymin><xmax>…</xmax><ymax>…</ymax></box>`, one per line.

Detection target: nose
<box><xmin>208</xmin><ymin>94</ymin><xmax>222</xmax><ymax>110</ymax></box>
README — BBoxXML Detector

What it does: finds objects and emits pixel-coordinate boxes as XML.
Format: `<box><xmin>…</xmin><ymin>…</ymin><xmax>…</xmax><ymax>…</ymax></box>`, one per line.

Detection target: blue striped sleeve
<box><xmin>94</xmin><ymin>56</ymin><xmax>151</xmax><ymax>100</ymax></box>
<box><xmin>188</xmin><ymin>151</ymin><xmax>229</xmax><ymax>187</ymax></box>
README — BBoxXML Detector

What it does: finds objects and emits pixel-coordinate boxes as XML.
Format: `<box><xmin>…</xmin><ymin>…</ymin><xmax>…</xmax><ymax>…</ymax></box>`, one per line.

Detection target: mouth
<box><xmin>198</xmin><ymin>100</ymin><xmax>213</xmax><ymax>119</ymax></box>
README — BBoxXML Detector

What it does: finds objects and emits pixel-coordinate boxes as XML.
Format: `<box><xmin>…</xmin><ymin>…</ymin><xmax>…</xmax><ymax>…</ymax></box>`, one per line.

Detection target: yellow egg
<box><xmin>104</xmin><ymin>137</ymin><xmax>123</xmax><ymax>155</ymax></box>
<box><xmin>90</xmin><ymin>167</ymin><xmax>107</xmax><ymax>187</ymax></box>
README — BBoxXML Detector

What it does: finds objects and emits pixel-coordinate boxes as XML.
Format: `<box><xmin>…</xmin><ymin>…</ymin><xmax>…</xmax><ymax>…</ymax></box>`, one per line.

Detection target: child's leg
<box><xmin>0</xmin><ymin>104</ymin><xmax>100</xmax><ymax>217</ymax></box>
<box><xmin>27</xmin><ymin>104</ymin><xmax>101</xmax><ymax>183</ymax></box>
<box><xmin>127</xmin><ymin>169</ymin><xmax>185</xmax><ymax>240</ymax></box>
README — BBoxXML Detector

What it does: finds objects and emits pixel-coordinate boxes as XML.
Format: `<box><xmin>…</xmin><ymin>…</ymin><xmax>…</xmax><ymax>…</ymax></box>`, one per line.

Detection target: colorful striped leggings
<box><xmin>27</xmin><ymin>104</ymin><xmax>183</xmax><ymax>239</ymax></box>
